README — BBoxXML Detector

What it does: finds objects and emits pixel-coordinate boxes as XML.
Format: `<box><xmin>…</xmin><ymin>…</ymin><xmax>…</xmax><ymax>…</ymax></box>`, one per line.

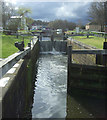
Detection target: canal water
<box><xmin>29</xmin><ymin>51</ymin><xmax>105</xmax><ymax>119</ymax></box>
<box><xmin>32</xmin><ymin>53</ymin><xmax>67</xmax><ymax>118</ymax></box>
<box><xmin>24</xmin><ymin>36</ymin><xmax>105</xmax><ymax>118</ymax></box>
<box><xmin>42</xmin><ymin>37</ymin><xmax>50</xmax><ymax>41</ymax></box>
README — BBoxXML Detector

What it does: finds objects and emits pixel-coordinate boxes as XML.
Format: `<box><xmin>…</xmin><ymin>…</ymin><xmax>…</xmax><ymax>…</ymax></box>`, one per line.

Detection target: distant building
<box><xmin>11</xmin><ymin>16</ymin><xmax>28</xmax><ymax>30</ymax></box>
<box><xmin>76</xmin><ymin>27</ymin><xmax>79</xmax><ymax>33</ymax></box>
<box><xmin>31</xmin><ymin>25</ymin><xmax>43</xmax><ymax>30</ymax></box>
<box><xmin>31</xmin><ymin>21</ymin><xmax>48</xmax><ymax>30</ymax></box>
<box><xmin>85</xmin><ymin>22</ymin><xmax>101</xmax><ymax>31</ymax></box>
<box><xmin>56</xmin><ymin>29</ymin><xmax>62</xmax><ymax>34</ymax></box>
<box><xmin>0</xmin><ymin>27</ymin><xmax>3</xmax><ymax>32</ymax></box>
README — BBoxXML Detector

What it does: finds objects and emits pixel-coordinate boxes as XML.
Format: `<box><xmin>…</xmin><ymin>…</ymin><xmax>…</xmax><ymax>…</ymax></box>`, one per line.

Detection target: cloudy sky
<box><xmin>7</xmin><ymin>0</ymin><xmax>96</xmax><ymax>24</ymax></box>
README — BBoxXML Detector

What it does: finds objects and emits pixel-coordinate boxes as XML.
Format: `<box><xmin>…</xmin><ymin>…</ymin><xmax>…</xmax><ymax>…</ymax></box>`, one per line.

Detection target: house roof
<box><xmin>86</xmin><ymin>22</ymin><xmax>99</xmax><ymax>25</ymax></box>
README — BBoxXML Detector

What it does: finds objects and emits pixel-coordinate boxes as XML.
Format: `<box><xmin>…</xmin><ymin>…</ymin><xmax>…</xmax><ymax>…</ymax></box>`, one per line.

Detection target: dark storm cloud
<box><xmin>71</xmin><ymin>2</ymin><xmax>91</xmax><ymax>23</ymax></box>
<box><xmin>18</xmin><ymin>2</ymin><xmax>62</xmax><ymax>21</ymax></box>
<box><xmin>17</xmin><ymin>2</ymin><xmax>91</xmax><ymax>24</ymax></box>
<box><xmin>31</xmin><ymin>2</ymin><xmax>61</xmax><ymax>21</ymax></box>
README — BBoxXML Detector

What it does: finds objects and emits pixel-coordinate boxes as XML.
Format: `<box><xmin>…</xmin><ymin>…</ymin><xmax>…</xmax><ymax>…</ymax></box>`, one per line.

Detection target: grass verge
<box><xmin>1</xmin><ymin>34</ymin><xmax>32</xmax><ymax>58</ymax></box>
<box><xmin>71</xmin><ymin>36</ymin><xmax>105</xmax><ymax>49</ymax></box>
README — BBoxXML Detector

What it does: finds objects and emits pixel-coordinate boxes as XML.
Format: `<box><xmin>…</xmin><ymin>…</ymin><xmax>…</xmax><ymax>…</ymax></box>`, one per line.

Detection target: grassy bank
<box><xmin>2</xmin><ymin>34</ymin><xmax>32</xmax><ymax>58</ymax></box>
<box><xmin>72</xmin><ymin>36</ymin><xmax>105</xmax><ymax>49</ymax></box>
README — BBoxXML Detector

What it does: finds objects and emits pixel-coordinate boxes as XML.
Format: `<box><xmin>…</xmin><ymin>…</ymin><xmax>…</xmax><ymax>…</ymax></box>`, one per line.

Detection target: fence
<box><xmin>68</xmin><ymin>38</ymin><xmax>107</xmax><ymax>66</ymax></box>
<box><xmin>68</xmin><ymin>45</ymin><xmax>107</xmax><ymax>66</ymax></box>
<box><xmin>67</xmin><ymin>43</ymin><xmax>107</xmax><ymax>98</ymax></box>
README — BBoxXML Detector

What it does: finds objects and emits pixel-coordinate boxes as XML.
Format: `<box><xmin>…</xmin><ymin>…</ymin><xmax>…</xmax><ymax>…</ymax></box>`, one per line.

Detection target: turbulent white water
<box><xmin>40</xmin><ymin>48</ymin><xmax>66</xmax><ymax>55</ymax></box>
<box><xmin>30</xmin><ymin>38</ymin><xmax>105</xmax><ymax>118</ymax></box>
<box><xmin>32</xmin><ymin>54</ymin><xmax>67</xmax><ymax>118</ymax></box>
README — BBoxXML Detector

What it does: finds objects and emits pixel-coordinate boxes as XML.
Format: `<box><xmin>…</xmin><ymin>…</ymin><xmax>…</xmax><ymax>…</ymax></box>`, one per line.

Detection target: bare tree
<box><xmin>1</xmin><ymin>1</ymin><xmax>15</xmax><ymax>29</ymax></box>
<box><xmin>88</xmin><ymin>2</ymin><xmax>105</xmax><ymax>31</ymax></box>
<box><xmin>48</xmin><ymin>19</ymin><xmax>76</xmax><ymax>31</ymax></box>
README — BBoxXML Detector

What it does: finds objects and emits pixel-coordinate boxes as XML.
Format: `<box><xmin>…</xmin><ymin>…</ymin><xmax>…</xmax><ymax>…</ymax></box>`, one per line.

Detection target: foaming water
<box><xmin>30</xmin><ymin>53</ymin><xmax>105</xmax><ymax>119</ymax></box>
<box><xmin>40</xmin><ymin>48</ymin><xmax>66</xmax><ymax>55</ymax></box>
<box><xmin>32</xmin><ymin>54</ymin><xmax>67</xmax><ymax>118</ymax></box>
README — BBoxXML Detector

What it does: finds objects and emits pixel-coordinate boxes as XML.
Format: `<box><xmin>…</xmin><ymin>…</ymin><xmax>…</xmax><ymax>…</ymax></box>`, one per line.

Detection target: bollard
<box><xmin>40</xmin><ymin>33</ymin><xmax>42</xmax><ymax>41</ymax></box>
<box><xmin>67</xmin><ymin>45</ymin><xmax>72</xmax><ymax>93</ymax></box>
<box><xmin>15</xmin><ymin>41</ymin><xmax>24</xmax><ymax>51</ymax></box>
<box><xmin>28</xmin><ymin>43</ymin><xmax>31</xmax><ymax>47</ymax></box>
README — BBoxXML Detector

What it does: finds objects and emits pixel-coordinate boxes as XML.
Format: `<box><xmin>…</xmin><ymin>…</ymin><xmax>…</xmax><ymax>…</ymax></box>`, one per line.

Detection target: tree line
<box><xmin>88</xmin><ymin>2</ymin><xmax>106</xmax><ymax>32</ymax></box>
<box><xmin>1</xmin><ymin>1</ymin><xmax>106</xmax><ymax>32</ymax></box>
<box><xmin>48</xmin><ymin>19</ymin><xmax>76</xmax><ymax>31</ymax></box>
<box><xmin>1</xmin><ymin>0</ymin><xmax>33</xmax><ymax>31</ymax></box>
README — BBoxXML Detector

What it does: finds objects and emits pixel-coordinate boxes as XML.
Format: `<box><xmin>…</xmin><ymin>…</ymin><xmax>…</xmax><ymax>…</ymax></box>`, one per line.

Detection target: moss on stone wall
<box><xmin>68</xmin><ymin>64</ymin><xmax>107</xmax><ymax>99</ymax></box>
<box><xmin>2</xmin><ymin>40</ymin><xmax>40</xmax><ymax>118</ymax></box>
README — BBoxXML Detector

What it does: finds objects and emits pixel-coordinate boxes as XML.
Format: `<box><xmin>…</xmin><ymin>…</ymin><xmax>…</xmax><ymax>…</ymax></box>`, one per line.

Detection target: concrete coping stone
<box><xmin>0</xmin><ymin>47</ymin><xmax>30</xmax><ymax>68</ymax></box>
<box><xmin>0</xmin><ymin>77</ymin><xmax>10</xmax><ymax>87</ymax></box>
<box><xmin>0</xmin><ymin>39</ymin><xmax>38</xmax><ymax>79</ymax></box>
<box><xmin>0</xmin><ymin>59</ymin><xmax>23</xmax><ymax>88</ymax></box>
<box><xmin>0</xmin><ymin>59</ymin><xmax>24</xmax><ymax>102</ymax></box>
<box><xmin>13</xmin><ymin>63</ymin><xmax>19</xmax><ymax>68</ymax></box>
<box><xmin>7</xmin><ymin>68</ymin><xmax>16</xmax><ymax>74</ymax></box>
<box><xmin>0</xmin><ymin>38</ymin><xmax>38</xmax><ymax>119</ymax></box>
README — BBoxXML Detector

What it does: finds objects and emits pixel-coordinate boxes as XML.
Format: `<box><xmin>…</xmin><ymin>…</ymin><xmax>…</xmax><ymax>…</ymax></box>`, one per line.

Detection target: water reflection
<box><xmin>32</xmin><ymin>54</ymin><xmax>67</xmax><ymax>118</ymax></box>
<box><xmin>23</xmin><ymin>54</ymin><xmax>105</xmax><ymax>119</ymax></box>
<box><xmin>66</xmin><ymin>94</ymin><xmax>105</xmax><ymax>118</ymax></box>
<box><xmin>66</xmin><ymin>95</ymin><xmax>94</xmax><ymax>118</ymax></box>
<box><xmin>42</xmin><ymin>36</ymin><xmax>63</xmax><ymax>41</ymax></box>
<box><xmin>42</xmin><ymin>37</ymin><xmax>50</xmax><ymax>41</ymax></box>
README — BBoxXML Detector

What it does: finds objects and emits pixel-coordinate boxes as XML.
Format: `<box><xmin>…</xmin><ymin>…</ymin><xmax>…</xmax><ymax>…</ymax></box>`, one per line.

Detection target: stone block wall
<box><xmin>0</xmin><ymin>40</ymin><xmax>39</xmax><ymax>118</ymax></box>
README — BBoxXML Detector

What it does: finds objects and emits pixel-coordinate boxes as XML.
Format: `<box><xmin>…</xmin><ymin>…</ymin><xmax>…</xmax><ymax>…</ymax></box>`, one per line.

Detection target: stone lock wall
<box><xmin>67</xmin><ymin>39</ymin><xmax>107</xmax><ymax>98</ymax></box>
<box><xmin>0</xmin><ymin>40</ymin><xmax>39</xmax><ymax>118</ymax></box>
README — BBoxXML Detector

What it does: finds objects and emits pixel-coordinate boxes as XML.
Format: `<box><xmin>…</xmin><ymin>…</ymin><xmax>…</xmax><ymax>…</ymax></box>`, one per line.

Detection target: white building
<box><xmin>11</xmin><ymin>16</ymin><xmax>28</xmax><ymax>30</ymax></box>
<box><xmin>56</xmin><ymin>29</ymin><xmax>62</xmax><ymax>34</ymax></box>
<box><xmin>31</xmin><ymin>25</ymin><xmax>43</xmax><ymax>30</ymax></box>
